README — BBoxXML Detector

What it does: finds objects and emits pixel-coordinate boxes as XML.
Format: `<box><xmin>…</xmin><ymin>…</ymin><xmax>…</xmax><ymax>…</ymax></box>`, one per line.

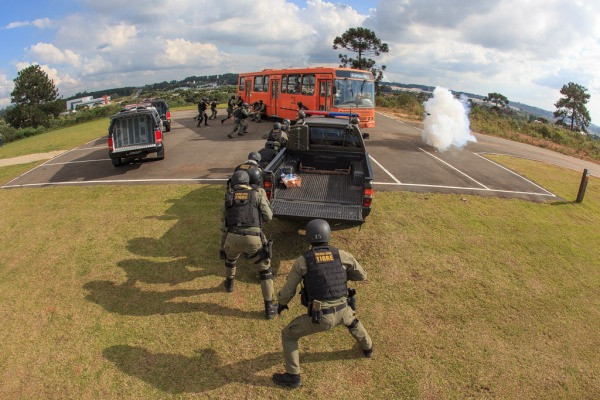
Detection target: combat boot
<box><xmin>224</xmin><ymin>278</ymin><xmax>234</xmax><ymax>292</ymax></box>
<box><xmin>264</xmin><ymin>300</ymin><xmax>276</xmax><ymax>320</ymax></box>
<box><xmin>272</xmin><ymin>373</ymin><xmax>301</xmax><ymax>388</ymax></box>
<box><xmin>363</xmin><ymin>346</ymin><xmax>374</xmax><ymax>358</ymax></box>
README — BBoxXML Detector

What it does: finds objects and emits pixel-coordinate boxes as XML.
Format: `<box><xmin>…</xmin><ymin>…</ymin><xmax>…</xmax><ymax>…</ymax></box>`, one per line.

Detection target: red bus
<box><xmin>237</xmin><ymin>67</ymin><xmax>376</xmax><ymax>128</ymax></box>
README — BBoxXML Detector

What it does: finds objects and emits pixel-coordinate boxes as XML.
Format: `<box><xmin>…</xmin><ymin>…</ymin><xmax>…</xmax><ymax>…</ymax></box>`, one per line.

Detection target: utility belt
<box><xmin>308</xmin><ymin>301</ymin><xmax>346</xmax><ymax>324</ymax></box>
<box><xmin>228</xmin><ymin>228</ymin><xmax>261</xmax><ymax>237</ymax></box>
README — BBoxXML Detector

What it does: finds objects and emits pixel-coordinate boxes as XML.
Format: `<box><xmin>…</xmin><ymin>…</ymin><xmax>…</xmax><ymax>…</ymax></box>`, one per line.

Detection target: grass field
<box><xmin>0</xmin><ymin>148</ymin><xmax>599</xmax><ymax>398</ymax></box>
<box><xmin>1</xmin><ymin>115</ymin><xmax>599</xmax><ymax>398</ymax></box>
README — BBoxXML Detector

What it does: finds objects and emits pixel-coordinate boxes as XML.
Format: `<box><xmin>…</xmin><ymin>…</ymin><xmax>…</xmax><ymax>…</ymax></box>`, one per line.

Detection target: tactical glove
<box><xmin>277</xmin><ymin>303</ymin><xmax>289</xmax><ymax>315</ymax></box>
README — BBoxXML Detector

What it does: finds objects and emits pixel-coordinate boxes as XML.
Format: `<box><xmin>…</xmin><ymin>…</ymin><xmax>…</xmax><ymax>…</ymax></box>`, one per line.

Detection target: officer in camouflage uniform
<box><xmin>261</xmin><ymin>122</ymin><xmax>288</xmax><ymax>149</ymax></box>
<box><xmin>235</xmin><ymin>152</ymin><xmax>262</xmax><ymax>173</ymax></box>
<box><xmin>272</xmin><ymin>219</ymin><xmax>373</xmax><ymax>388</ymax></box>
<box><xmin>222</xmin><ymin>170</ymin><xmax>276</xmax><ymax>319</ymax></box>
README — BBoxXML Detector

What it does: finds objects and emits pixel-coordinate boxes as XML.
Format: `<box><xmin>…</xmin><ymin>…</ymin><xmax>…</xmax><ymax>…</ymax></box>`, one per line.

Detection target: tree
<box><xmin>5</xmin><ymin>64</ymin><xmax>63</xmax><ymax>129</ymax></box>
<box><xmin>333</xmin><ymin>27</ymin><xmax>389</xmax><ymax>92</ymax></box>
<box><xmin>554</xmin><ymin>82</ymin><xmax>591</xmax><ymax>132</ymax></box>
<box><xmin>484</xmin><ymin>92</ymin><xmax>509</xmax><ymax>109</ymax></box>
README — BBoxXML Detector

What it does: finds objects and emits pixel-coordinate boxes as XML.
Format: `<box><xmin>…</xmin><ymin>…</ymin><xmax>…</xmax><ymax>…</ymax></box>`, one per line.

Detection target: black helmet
<box><xmin>305</xmin><ymin>219</ymin><xmax>331</xmax><ymax>244</ymax></box>
<box><xmin>243</xmin><ymin>102</ymin><xmax>249</xmax><ymax>108</ymax></box>
<box><xmin>265</xmin><ymin>141</ymin><xmax>277</xmax><ymax>149</ymax></box>
<box><xmin>231</xmin><ymin>95</ymin><xmax>235</xmax><ymax>99</ymax></box>
<box><xmin>283</xmin><ymin>119</ymin><xmax>291</xmax><ymax>126</ymax></box>
<box><xmin>273</xmin><ymin>122</ymin><xmax>281</xmax><ymax>130</ymax></box>
<box><xmin>248</xmin><ymin>151</ymin><xmax>261</xmax><ymax>162</ymax></box>
<box><xmin>231</xmin><ymin>170</ymin><xmax>250</xmax><ymax>185</ymax></box>
<box><xmin>247</xmin><ymin>167</ymin><xmax>262</xmax><ymax>185</ymax></box>
<box><xmin>298</xmin><ymin>111</ymin><xmax>306</xmax><ymax>119</ymax></box>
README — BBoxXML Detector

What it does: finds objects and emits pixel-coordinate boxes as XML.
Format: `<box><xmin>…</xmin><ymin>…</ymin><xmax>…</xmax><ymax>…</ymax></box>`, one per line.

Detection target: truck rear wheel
<box><xmin>165</xmin><ymin>122</ymin><xmax>171</xmax><ymax>132</ymax></box>
<box><xmin>156</xmin><ymin>146</ymin><xmax>165</xmax><ymax>160</ymax></box>
<box><xmin>111</xmin><ymin>157</ymin><xmax>122</xmax><ymax>167</ymax></box>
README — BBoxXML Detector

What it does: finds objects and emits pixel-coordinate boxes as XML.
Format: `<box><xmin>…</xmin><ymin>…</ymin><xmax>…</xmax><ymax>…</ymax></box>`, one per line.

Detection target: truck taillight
<box><xmin>363</xmin><ymin>188</ymin><xmax>373</xmax><ymax>207</ymax></box>
<box><xmin>264</xmin><ymin>179</ymin><xmax>272</xmax><ymax>199</ymax></box>
<box><xmin>166</xmin><ymin>111</ymin><xmax>171</xmax><ymax>121</ymax></box>
<box><xmin>155</xmin><ymin>130</ymin><xmax>162</xmax><ymax>143</ymax></box>
<box><xmin>108</xmin><ymin>137</ymin><xmax>114</xmax><ymax>151</ymax></box>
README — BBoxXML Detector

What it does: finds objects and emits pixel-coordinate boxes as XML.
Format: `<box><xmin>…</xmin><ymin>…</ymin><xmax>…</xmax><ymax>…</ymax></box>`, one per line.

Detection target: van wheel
<box><xmin>165</xmin><ymin>122</ymin><xmax>171</xmax><ymax>132</ymax></box>
<box><xmin>156</xmin><ymin>146</ymin><xmax>165</xmax><ymax>160</ymax></box>
<box><xmin>111</xmin><ymin>157</ymin><xmax>122</xmax><ymax>167</ymax></box>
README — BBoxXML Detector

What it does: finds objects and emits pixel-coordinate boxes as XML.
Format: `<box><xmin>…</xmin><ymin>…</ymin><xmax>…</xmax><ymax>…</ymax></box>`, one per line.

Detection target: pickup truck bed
<box><xmin>265</xmin><ymin>148</ymin><xmax>371</xmax><ymax>222</ymax></box>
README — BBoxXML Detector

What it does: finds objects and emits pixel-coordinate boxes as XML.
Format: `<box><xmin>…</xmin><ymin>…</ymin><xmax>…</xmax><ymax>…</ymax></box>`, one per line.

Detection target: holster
<box><xmin>347</xmin><ymin>288</ymin><xmax>357</xmax><ymax>311</ymax></box>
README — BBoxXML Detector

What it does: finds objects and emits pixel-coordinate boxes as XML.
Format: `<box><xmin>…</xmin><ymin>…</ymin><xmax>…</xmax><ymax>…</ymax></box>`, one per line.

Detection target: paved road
<box><xmin>2</xmin><ymin>110</ymin><xmax>598</xmax><ymax>202</ymax></box>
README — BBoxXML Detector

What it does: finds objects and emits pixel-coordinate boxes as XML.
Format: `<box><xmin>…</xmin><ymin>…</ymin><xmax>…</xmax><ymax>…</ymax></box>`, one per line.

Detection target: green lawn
<box><xmin>0</xmin><ymin>154</ymin><xmax>598</xmax><ymax>398</ymax></box>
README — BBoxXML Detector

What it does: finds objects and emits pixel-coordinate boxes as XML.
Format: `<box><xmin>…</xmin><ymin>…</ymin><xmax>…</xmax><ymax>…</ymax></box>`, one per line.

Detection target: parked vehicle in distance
<box><xmin>144</xmin><ymin>98</ymin><xmax>171</xmax><ymax>132</ymax></box>
<box><xmin>263</xmin><ymin>113</ymin><xmax>373</xmax><ymax>222</ymax></box>
<box><xmin>107</xmin><ymin>104</ymin><xmax>165</xmax><ymax>167</ymax></box>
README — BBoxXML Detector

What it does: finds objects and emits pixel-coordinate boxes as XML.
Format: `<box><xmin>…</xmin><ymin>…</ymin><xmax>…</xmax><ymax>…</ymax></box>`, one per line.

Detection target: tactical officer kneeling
<box><xmin>221</xmin><ymin>170</ymin><xmax>276</xmax><ymax>319</ymax></box>
<box><xmin>272</xmin><ymin>219</ymin><xmax>373</xmax><ymax>388</ymax></box>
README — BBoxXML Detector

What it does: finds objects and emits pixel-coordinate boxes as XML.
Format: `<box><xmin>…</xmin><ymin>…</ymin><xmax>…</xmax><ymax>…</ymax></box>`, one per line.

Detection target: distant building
<box><xmin>66</xmin><ymin>95</ymin><xmax>110</xmax><ymax>111</ymax></box>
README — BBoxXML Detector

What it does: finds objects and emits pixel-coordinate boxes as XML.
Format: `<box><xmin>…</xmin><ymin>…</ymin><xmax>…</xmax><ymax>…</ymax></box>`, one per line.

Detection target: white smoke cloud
<box><xmin>421</xmin><ymin>87</ymin><xmax>476</xmax><ymax>152</ymax></box>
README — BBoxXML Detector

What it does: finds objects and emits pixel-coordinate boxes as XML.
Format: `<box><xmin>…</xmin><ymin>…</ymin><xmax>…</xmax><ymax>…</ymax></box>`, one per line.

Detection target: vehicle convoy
<box><xmin>237</xmin><ymin>67</ymin><xmax>376</xmax><ymax>128</ymax></box>
<box><xmin>107</xmin><ymin>105</ymin><xmax>164</xmax><ymax>166</ymax></box>
<box><xmin>263</xmin><ymin>114</ymin><xmax>374</xmax><ymax>222</ymax></box>
<box><xmin>145</xmin><ymin>98</ymin><xmax>171</xmax><ymax>132</ymax></box>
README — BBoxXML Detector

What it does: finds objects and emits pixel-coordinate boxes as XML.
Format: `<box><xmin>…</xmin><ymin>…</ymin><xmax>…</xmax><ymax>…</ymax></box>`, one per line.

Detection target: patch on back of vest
<box><xmin>235</xmin><ymin>192</ymin><xmax>249</xmax><ymax>201</ymax></box>
<box><xmin>239</xmin><ymin>164</ymin><xmax>251</xmax><ymax>170</ymax></box>
<box><xmin>314</xmin><ymin>251</ymin><xmax>334</xmax><ymax>263</ymax></box>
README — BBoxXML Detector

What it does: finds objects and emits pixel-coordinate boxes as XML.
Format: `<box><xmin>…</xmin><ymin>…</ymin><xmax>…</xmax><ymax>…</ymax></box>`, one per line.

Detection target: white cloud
<box><xmin>5</xmin><ymin>18</ymin><xmax>52</xmax><ymax>29</ymax></box>
<box><xmin>28</xmin><ymin>43</ymin><xmax>80</xmax><ymax>67</ymax></box>
<box><xmin>160</xmin><ymin>39</ymin><xmax>229</xmax><ymax>67</ymax></box>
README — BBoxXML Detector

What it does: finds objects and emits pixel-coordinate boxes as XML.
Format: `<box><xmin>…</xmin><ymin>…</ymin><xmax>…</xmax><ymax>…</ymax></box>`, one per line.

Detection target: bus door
<box><xmin>271</xmin><ymin>79</ymin><xmax>280</xmax><ymax>117</ymax></box>
<box><xmin>245</xmin><ymin>78</ymin><xmax>252</xmax><ymax>103</ymax></box>
<box><xmin>318</xmin><ymin>79</ymin><xmax>332</xmax><ymax>111</ymax></box>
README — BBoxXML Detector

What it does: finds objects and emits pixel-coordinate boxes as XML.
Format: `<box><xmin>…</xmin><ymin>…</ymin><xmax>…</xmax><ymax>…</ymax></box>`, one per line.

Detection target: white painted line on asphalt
<box><xmin>1</xmin><ymin>178</ymin><xmax>228</xmax><ymax>189</ymax></box>
<box><xmin>44</xmin><ymin>159</ymin><xmax>111</xmax><ymax>166</ymax></box>
<box><xmin>474</xmin><ymin>153</ymin><xmax>556</xmax><ymax>196</ymax></box>
<box><xmin>372</xmin><ymin>181</ymin><xmax>555</xmax><ymax>197</ymax></box>
<box><xmin>369</xmin><ymin>154</ymin><xmax>402</xmax><ymax>184</ymax></box>
<box><xmin>419</xmin><ymin>148</ymin><xmax>490</xmax><ymax>189</ymax></box>
<box><xmin>2</xmin><ymin>149</ymin><xmax>76</xmax><ymax>187</ymax></box>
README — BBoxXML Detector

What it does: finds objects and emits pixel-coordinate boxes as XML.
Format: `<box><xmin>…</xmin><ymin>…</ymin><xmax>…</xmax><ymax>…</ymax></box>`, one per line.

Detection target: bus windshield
<box><xmin>333</xmin><ymin>79</ymin><xmax>375</xmax><ymax>108</ymax></box>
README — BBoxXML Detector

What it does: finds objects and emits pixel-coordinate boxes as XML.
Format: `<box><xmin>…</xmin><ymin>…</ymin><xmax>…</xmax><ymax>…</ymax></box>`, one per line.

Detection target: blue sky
<box><xmin>1</xmin><ymin>0</ymin><xmax>599</xmax><ymax>123</ymax></box>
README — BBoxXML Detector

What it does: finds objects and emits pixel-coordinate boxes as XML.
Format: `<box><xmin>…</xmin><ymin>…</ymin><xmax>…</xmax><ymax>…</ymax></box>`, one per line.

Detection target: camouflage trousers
<box><xmin>281</xmin><ymin>304</ymin><xmax>372</xmax><ymax>374</ymax></box>
<box><xmin>223</xmin><ymin>232</ymin><xmax>273</xmax><ymax>301</ymax></box>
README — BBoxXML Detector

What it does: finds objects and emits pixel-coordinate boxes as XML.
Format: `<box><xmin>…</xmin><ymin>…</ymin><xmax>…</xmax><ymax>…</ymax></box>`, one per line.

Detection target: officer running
<box><xmin>272</xmin><ymin>219</ymin><xmax>373</xmax><ymax>388</ymax></box>
<box><xmin>229</xmin><ymin>103</ymin><xmax>253</xmax><ymax>138</ymax></box>
<box><xmin>221</xmin><ymin>170</ymin><xmax>276</xmax><ymax>319</ymax></box>
<box><xmin>221</xmin><ymin>95</ymin><xmax>236</xmax><ymax>125</ymax></box>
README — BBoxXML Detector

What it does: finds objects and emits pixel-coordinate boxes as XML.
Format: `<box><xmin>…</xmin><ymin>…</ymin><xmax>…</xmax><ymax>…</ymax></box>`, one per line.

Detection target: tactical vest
<box><xmin>268</xmin><ymin>130</ymin><xmax>282</xmax><ymax>142</ymax></box>
<box><xmin>235</xmin><ymin>161</ymin><xmax>257</xmax><ymax>172</ymax></box>
<box><xmin>225</xmin><ymin>188</ymin><xmax>261</xmax><ymax>228</ymax></box>
<box><xmin>303</xmin><ymin>246</ymin><xmax>347</xmax><ymax>301</ymax></box>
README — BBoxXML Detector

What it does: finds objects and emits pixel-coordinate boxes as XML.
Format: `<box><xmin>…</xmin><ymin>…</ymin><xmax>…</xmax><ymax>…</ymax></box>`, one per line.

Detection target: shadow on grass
<box><xmin>103</xmin><ymin>344</ymin><xmax>363</xmax><ymax>394</ymax></box>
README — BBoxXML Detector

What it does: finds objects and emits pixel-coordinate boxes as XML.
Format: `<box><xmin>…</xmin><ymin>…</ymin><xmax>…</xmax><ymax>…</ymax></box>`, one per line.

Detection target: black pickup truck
<box><xmin>263</xmin><ymin>116</ymin><xmax>374</xmax><ymax>222</ymax></box>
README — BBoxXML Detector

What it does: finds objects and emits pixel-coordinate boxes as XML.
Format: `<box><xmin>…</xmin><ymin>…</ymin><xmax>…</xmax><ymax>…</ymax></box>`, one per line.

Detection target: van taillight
<box><xmin>108</xmin><ymin>137</ymin><xmax>114</xmax><ymax>151</ymax></box>
<box><xmin>155</xmin><ymin>130</ymin><xmax>162</xmax><ymax>143</ymax></box>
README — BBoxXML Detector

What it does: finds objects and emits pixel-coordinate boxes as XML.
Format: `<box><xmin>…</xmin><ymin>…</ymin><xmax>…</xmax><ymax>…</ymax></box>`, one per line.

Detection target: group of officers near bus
<box><xmin>219</xmin><ymin>116</ymin><xmax>373</xmax><ymax>388</ymax></box>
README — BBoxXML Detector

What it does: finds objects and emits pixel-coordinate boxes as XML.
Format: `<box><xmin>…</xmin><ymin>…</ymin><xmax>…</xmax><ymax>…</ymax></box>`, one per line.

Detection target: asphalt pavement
<box><xmin>2</xmin><ymin>110</ymin><xmax>598</xmax><ymax>202</ymax></box>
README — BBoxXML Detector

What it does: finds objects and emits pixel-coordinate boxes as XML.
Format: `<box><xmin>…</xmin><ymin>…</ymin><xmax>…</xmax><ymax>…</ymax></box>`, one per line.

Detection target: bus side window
<box><xmin>302</xmin><ymin>74</ymin><xmax>315</xmax><ymax>95</ymax></box>
<box><xmin>282</xmin><ymin>75</ymin><xmax>288</xmax><ymax>94</ymax></box>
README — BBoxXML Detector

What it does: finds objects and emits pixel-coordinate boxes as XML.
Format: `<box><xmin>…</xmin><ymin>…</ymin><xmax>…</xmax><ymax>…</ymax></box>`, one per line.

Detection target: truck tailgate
<box><xmin>271</xmin><ymin>200</ymin><xmax>363</xmax><ymax>221</ymax></box>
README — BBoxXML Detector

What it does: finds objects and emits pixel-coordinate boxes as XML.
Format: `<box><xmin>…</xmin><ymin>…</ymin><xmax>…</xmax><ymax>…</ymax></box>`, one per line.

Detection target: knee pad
<box><xmin>347</xmin><ymin>318</ymin><xmax>359</xmax><ymax>330</ymax></box>
<box><xmin>259</xmin><ymin>269</ymin><xmax>273</xmax><ymax>280</ymax></box>
<box><xmin>225</xmin><ymin>259</ymin><xmax>236</xmax><ymax>269</ymax></box>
